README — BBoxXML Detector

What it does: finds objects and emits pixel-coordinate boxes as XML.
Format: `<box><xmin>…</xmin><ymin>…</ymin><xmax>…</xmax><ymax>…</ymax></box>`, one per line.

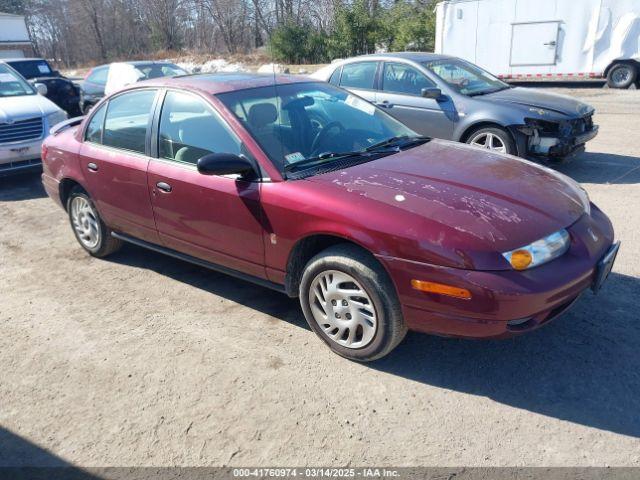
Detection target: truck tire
<box><xmin>606</xmin><ymin>63</ymin><xmax>637</xmax><ymax>89</ymax></box>
<box><xmin>299</xmin><ymin>244</ymin><xmax>407</xmax><ymax>362</ymax></box>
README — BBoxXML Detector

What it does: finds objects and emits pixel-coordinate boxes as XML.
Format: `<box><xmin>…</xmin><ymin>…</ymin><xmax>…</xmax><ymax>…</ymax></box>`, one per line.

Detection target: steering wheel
<box><xmin>310</xmin><ymin>121</ymin><xmax>345</xmax><ymax>156</ymax></box>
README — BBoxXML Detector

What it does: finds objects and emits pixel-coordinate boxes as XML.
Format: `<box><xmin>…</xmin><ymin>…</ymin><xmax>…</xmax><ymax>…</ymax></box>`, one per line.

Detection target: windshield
<box><xmin>8</xmin><ymin>60</ymin><xmax>54</xmax><ymax>79</ymax></box>
<box><xmin>422</xmin><ymin>58</ymin><xmax>509</xmax><ymax>96</ymax></box>
<box><xmin>134</xmin><ymin>63</ymin><xmax>187</xmax><ymax>80</ymax></box>
<box><xmin>0</xmin><ymin>64</ymin><xmax>36</xmax><ymax>98</ymax></box>
<box><xmin>217</xmin><ymin>82</ymin><xmax>417</xmax><ymax>174</ymax></box>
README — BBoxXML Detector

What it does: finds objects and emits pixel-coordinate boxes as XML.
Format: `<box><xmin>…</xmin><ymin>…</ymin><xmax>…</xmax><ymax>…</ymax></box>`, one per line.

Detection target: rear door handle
<box><xmin>544</xmin><ymin>41</ymin><xmax>557</xmax><ymax>46</ymax></box>
<box><xmin>156</xmin><ymin>181</ymin><xmax>172</xmax><ymax>193</ymax></box>
<box><xmin>87</xmin><ymin>162</ymin><xmax>98</xmax><ymax>172</ymax></box>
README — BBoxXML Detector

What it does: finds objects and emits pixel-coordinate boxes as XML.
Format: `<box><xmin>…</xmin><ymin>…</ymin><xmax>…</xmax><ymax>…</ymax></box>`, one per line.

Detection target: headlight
<box><xmin>46</xmin><ymin>110</ymin><xmax>68</xmax><ymax>128</ymax></box>
<box><xmin>502</xmin><ymin>229</ymin><xmax>570</xmax><ymax>270</ymax></box>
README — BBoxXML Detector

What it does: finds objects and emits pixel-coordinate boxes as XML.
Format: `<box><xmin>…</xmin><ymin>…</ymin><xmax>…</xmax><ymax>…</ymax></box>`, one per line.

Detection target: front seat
<box><xmin>247</xmin><ymin>103</ymin><xmax>286</xmax><ymax>161</ymax></box>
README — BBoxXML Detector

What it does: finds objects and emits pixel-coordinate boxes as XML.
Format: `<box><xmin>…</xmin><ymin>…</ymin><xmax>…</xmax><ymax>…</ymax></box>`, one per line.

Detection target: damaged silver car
<box><xmin>312</xmin><ymin>53</ymin><xmax>598</xmax><ymax>161</ymax></box>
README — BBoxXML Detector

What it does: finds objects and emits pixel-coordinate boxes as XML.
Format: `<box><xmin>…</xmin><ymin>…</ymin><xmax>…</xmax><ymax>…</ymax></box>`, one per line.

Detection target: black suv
<box><xmin>5</xmin><ymin>58</ymin><xmax>82</xmax><ymax>117</ymax></box>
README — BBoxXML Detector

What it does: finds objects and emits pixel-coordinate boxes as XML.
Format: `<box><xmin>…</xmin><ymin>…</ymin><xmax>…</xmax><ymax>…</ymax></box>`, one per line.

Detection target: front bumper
<box><xmin>514</xmin><ymin>116</ymin><xmax>599</xmax><ymax>159</ymax></box>
<box><xmin>0</xmin><ymin>139</ymin><xmax>44</xmax><ymax>176</ymax></box>
<box><xmin>378</xmin><ymin>204</ymin><xmax>615</xmax><ymax>339</ymax></box>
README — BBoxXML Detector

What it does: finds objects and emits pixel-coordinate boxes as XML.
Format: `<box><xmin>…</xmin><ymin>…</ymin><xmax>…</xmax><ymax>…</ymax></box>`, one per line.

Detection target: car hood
<box><xmin>480</xmin><ymin>87</ymin><xmax>594</xmax><ymax>117</ymax></box>
<box><xmin>0</xmin><ymin>94</ymin><xmax>61</xmax><ymax>123</ymax></box>
<box><xmin>306</xmin><ymin>140</ymin><xmax>587</xmax><ymax>269</ymax></box>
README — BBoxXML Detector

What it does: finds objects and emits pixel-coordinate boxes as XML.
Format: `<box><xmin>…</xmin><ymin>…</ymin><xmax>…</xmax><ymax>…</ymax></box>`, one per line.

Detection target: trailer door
<box><xmin>510</xmin><ymin>21</ymin><xmax>560</xmax><ymax>66</ymax></box>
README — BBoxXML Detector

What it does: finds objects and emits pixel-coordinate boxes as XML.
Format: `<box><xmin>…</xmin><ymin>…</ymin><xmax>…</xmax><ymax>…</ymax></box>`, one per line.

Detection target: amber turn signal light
<box><xmin>411</xmin><ymin>280</ymin><xmax>472</xmax><ymax>299</ymax></box>
<box><xmin>509</xmin><ymin>249</ymin><xmax>533</xmax><ymax>270</ymax></box>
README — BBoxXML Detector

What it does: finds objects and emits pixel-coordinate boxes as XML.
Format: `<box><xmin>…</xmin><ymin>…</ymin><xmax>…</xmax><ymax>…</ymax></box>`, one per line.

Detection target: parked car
<box><xmin>0</xmin><ymin>62</ymin><xmax>67</xmax><ymax>176</ymax></box>
<box><xmin>41</xmin><ymin>74</ymin><xmax>618</xmax><ymax>361</ymax></box>
<box><xmin>80</xmin><ymin>61</ymin><xmax>187</xmax><ymax>113</ymax></box>
<box><xmin>4</xmin><ymin>58</ymin><xmax>82</xmax><ymax>117</ymax></box>
<box><xmin>312</xmin><ymin>53</ymin><xmax>598</xmax><ymax>160</ymax></box>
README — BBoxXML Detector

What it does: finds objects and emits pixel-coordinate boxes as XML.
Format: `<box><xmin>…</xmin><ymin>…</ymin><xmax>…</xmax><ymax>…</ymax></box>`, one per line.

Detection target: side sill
<box><xmin>111</xmin><ymin>232</ymin><xmax>287</xmax><ymax>295</ymax></box>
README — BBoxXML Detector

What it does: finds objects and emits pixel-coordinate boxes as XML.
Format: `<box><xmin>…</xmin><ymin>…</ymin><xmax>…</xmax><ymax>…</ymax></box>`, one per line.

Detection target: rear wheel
<box><xmin>67</xmin><ymin>187</ymin><xmax>122</xmax><ymax>257</ymax></box>
<box><xmin>299</xmin><ymin>244</ymin><xmax>407</xmax><ymax>361</ymax></box>
<box><xmin>465</xmin><ymin>126</ymin><xmax>516</xmax><ymax>155</ymax></box>
<box><xmin>606</xmin><ymin>63</ymin><xmax>637</xmax><ymax>89</ymax></box>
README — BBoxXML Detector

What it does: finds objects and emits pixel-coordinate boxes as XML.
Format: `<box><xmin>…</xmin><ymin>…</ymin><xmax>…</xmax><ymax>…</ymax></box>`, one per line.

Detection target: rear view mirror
<box><xmin>197</xmin><ymin>153</ymin><xmax>254</xmax><ymax>176</ymax></box>
<box><xmin>421</xmin><ymin>87</ymin><xmax>442</xmax><ymax>100</ymax></box>
<box><xmin>34</xmin><ymin>83</ymin><xmax>48</xmax><ymax>96</ymax></box>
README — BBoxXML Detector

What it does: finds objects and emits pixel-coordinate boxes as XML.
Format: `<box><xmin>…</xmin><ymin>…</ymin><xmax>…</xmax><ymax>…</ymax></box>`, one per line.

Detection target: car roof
<box><xmin>343</xmin><ymin>52</ymin><xmax>454</xmax><ymax>62</ymax></box>
<box><xmin>1</xmin><ymin>57</ymin><xmax>49</xmax><ymax>63</ymax></box>
<box><xmin>133</xmin><ymin>73</ymin><xmax>315</xmax><ymax>95</ymax></box>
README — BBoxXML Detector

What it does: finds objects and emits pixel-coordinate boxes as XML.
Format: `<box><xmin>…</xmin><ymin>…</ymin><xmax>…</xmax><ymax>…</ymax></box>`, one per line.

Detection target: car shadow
<box><xmin>0</xmin><ymin>426</ymin><xmax>101</xmax><ymax>478</ymax></box>
<box><xmin>371</xmin><ymin>271</ymin><xmax>640</xmax><ymax>438</ymax></box>
<box><xmin>107</xmin><ymin>244</ymin><xmax>640</xmax><ymax>438</ymax></box>
<box><xmin>0</xmin><ymin>171</ymin><xmax>47</xmax><ymax>202</ymax></box>
<box><xmin>106</xmin><ymin>243</ymin><xmax>309</xmax><ymax>331</ymax></box>
<box><xmin>555</xmin><ymin>152</ymin><xmax>640</xmax><ymax>184</ymax></box>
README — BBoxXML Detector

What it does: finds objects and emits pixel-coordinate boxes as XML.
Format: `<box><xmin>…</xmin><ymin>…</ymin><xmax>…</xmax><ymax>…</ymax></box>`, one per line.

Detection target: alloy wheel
<box><xmin>70</xmin><ymin>196</ymin><xmax>101</xmax><ymax>249</ymax></box>
<box><xmin>308</xmin><ymin>270</ymin><xmax>377</xmax><ymax>349</ymax></box>
<box><xmin>469</xmin><ymin>132</ymin><xmax>507</xmax><ymax>153</ymax></box>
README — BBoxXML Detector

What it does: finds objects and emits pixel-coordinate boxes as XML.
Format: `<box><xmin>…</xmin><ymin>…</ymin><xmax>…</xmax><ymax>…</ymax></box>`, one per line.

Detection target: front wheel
<box><xmin>299</xmin><ymin>244</ymin><xmax>407</xmax><ymax>362</ymax></box>
<box><xmin>67</xmin><ymin>187</ymin><xmax>122</xmax><ymax>257</ymax></box>
<box><xmin>465</xmin><ymin>126</ymin><xmax>516</xmax><ymax>155</ymax></box>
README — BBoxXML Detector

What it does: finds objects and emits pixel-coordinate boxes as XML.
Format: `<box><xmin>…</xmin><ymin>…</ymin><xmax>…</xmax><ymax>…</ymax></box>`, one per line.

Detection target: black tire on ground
<box><xmin>67</xmin><ymin>187</ymin><xmax>122</xmax><ymax>258</ymax></box>
<box><xmin>299</xmin><ymin>244</ymin><xmax>407</xmax><ymax>362</ymax></box>
<box><xmin>606</xmin><ymin>63</ymin><xmax>637</xmax><ymax>89</ymax></box>
<box><xmin>464</xmin><ymin>126</ymin><xmax>516</xmax><ymax>156</ymax></box>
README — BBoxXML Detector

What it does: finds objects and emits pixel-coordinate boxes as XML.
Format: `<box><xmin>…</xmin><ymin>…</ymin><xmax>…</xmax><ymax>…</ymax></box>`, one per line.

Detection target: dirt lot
<box><xmin>1</xmin><ymin>86</ymin><xmax>639</xmax><ymax>468</ymax></box>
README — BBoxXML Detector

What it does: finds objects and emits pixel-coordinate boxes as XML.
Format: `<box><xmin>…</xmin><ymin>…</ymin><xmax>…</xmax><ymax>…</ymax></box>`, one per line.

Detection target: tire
<box><xmin>67</xmin><ymin>187</ymin><xmax>122</xmax><ymax>258</ymax></box>
<box><xmin>606</xmin><ymin>63</ymin><xmax>637</xmax><ymax>89</ymax></box>
<box><xmin>465</xmin><ymin>126</ymin><xmax>516</xmax><ymax>156</ymax></box>
<box><xmin>299</xmin><ymin>244</ymin><xmax>407</xmax><ymax>362</ymax></box>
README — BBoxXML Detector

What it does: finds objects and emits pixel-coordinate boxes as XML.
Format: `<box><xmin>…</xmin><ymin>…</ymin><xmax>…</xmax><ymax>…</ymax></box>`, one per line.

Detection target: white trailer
<box><xmin>435</xmin><ymin>0</ymin><xmax>640</xmax><ymax>88</ymax></box>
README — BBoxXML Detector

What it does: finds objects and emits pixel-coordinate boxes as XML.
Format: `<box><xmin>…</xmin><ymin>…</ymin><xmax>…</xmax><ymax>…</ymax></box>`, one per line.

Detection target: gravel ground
<box><xmin>1</xmin><ymin>86</ymin><xmax>639</xmax><ymax>468</ymax></box>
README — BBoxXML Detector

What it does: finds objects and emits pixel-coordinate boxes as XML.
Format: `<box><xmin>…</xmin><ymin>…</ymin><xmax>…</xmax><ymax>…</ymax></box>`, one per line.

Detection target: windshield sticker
<box><xmin>345</xmin><ymin>95</ymin><xmax>376</xmax><ymax>116</ymax></box>
<box><xmin>0</xmin><ymin>74</ymin><xmax>16</xmax><ymax>83</ymax></box>
<box><xmin>285</xmin><ymin>152</ymin><xmax>305</xmax><ymax>163</ymax></box>
<box><xmin>38</xmin><ymin>64</ymin><xmax>51</xmax><ymax>74</ymax></box>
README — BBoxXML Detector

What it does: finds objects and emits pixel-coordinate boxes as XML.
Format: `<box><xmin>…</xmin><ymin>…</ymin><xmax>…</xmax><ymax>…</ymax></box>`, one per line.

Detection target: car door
<box><xmin>147</xmin><ymin>90</ymin><xmax>266</xmax><ymax>279</ymax></box>
<box><xmin>376</xmin><ymin>62</ymin><xmax>454</xmax><ymax>139</ymax></box>
<box><xmin>79</xmin><ymin>89</ymin><xmax>160</xmax><ymax>244</ymax></box>
<box><xmin>337</xmin><ymin>61</ymin><xmax>380</xmax><ymax>104</ymax></box>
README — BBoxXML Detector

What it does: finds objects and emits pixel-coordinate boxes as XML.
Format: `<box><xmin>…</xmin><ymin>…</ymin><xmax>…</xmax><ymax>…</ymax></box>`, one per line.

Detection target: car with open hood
<box><xmin>5</xmin><ymin>57</ymin><xmax>82</xmax><ymax>117</ymax></box>
<box><xmin>312</xmin><ymin>53</ymin><xmax>598</xmax><ymax>160</ymax></box>
<box><xmin>0</xmin><ymin>62</ymin><xmax>67</xmax><ymax>176</ymax></box>
<box><xmin>40</xmin><ymin>74</ymin><xmax>618</xmax><ymax>361</ymax></box>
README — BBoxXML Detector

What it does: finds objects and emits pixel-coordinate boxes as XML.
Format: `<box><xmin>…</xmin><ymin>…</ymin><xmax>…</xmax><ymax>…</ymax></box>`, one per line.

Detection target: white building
<box><xmin>0</xmin><ymin>12</ymin><xmax>34</xmax><ymax>59</ymax></box>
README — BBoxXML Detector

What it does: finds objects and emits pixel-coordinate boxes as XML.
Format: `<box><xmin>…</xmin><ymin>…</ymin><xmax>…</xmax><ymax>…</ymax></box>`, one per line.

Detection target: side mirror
<box><xmin>421</xmin><ymin>87</ymin><xmax>442</xmax><ymax>100</ymax></box>
<box><xmin>34</xmin><ymin>83</ymin><xmax>48</xmax><ymax>96</ymax></box>
<box><xmin>197</xmin><ymin>153</ymin><xmax>254</xmax><ymax>176</ymax></box>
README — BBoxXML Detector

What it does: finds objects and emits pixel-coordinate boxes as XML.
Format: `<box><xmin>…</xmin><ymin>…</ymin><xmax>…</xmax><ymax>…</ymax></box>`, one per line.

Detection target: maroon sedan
<box><xmin>41</xmin><ymin>74</ymin><xmax>619</xmax><ymax>361</ymax></box>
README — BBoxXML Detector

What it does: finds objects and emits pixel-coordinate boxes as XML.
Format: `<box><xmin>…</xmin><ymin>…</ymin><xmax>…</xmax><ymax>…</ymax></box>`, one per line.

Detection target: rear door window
<box><xmin>85</xmin><ymin>103</ymin><xmax>107</xmax><ymax>144</ymax></box>
<box><xmin>102</xmin><ymin>89</ymin><xmax>157</xmax><ymax>154</ymax></box>
<box><xmin>339</xmin><ymin>62</ymin><xmax>378</xmax><ymax>90</ymax></box>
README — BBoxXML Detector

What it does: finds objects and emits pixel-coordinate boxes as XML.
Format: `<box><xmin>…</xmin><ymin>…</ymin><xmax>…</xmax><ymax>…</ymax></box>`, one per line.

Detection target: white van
<box><xmin>0</xmin><ymin>62</ymin><xmax>67</xmax><ymax>176</ymax></box>
<box><xmin>435</xmin><ymin>0</ymin><xmax>640</xmax><ymax>88</ymax></box>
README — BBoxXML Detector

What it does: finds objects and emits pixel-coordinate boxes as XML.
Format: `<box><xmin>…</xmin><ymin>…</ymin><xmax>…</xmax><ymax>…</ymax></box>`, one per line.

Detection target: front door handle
<box><xmin>544</xmin><ymin>41</ymin><xmax>557</xmax><ymax>46</ymax></box>
<box><xmin>87</xmin><ymin>162</ymin><xmax>98</xmax><ymax>172</ymax></box>
<box><xmin>156</xmin><ymin>181</ymin><xmax>172</xmax><ymax>193</ymax></box>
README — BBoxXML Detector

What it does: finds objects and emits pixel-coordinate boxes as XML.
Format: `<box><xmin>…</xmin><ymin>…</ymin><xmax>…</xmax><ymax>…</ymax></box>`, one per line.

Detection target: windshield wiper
<box><xmin>365</xmin><ymin>135</ymin><xmax>430</xmax><ymax>151</ymax></box>
<box><xmin>284</xmin><ymin>149</ymin><xmax>397</xmax><ymax>173</ymax></box>
<box><xmin>467</xmin><ymin>86</ymin><xmax>511</xmax><ymax>97</ymax></box>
